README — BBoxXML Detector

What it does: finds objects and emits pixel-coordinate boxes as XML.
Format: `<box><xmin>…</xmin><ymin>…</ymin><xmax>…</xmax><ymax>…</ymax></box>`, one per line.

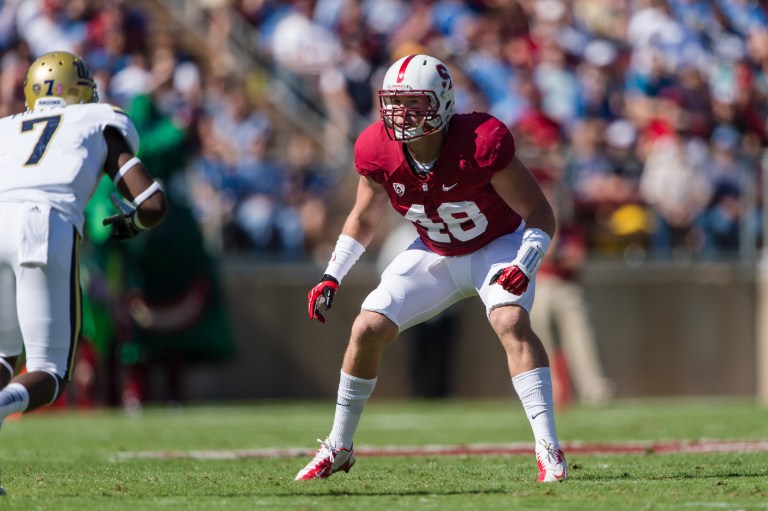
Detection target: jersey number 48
<box><xmin>405</xmin><ymin>202</ymin><xmax>489</xmax><ymax>242</ymax></box>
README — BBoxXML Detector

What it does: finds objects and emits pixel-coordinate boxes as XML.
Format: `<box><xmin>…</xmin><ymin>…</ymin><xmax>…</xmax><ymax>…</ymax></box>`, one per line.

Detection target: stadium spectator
<box><xmin>564</xmin><ymin>118</ymin><xmax>638</xmax><ymax>244</ymax></box>
<box><xmin>191</xmin><ymin>81</ymin><xmax>309</xmax><ymax>254</ymax></box>
<box><xmin>280</xmin><ymin>133</ymin><xmax>336</xmax><ymax>259</ymax></box>
<box><xmin>530</xmin><ymin>173</ymin><xmax>615</xmax><ymax>406</ymax></box>
<box><xmin>118</xmin><ymin>67</ymin><xmax>235</xmax><ymax>408</ymax></box>
<box><xmin>16</xmin><ymin>0</ymin><xmax>89</xmax><ymax>57</ymax></box>
<box><xmin>0</xmin><ymin>51</ymin><xmax>166</xmax><ymax>436</ymax></box>
<box><xmin>700</xmin><ymin>124</ymin><xmax>760</xmax><ymax>257</ymax></box>
<box><xmin>296</xmin><ymin>54</ymin><xmax>568</xmax><ymax>483</ymax></box>
<box><xmin>578</xmin><ymin>39</ymin><xmax>624</xmax><ymax>121</ymax></box>
<box><xmin>638</xmin><ymin>120</ymin><xmax>712</xmax><ymax>259</ymax></box>
<box><xmin>0</xmin><ymin>39</ymin><xmax>33</xmax><ymax>117</ymax></box>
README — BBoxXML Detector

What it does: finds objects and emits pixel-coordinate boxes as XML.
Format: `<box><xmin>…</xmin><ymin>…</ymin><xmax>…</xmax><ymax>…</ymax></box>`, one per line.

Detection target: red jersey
<box><xmin>355</xmin><ymin>112</ymin><xmax>522</xmax><ymax>256</ymax></box>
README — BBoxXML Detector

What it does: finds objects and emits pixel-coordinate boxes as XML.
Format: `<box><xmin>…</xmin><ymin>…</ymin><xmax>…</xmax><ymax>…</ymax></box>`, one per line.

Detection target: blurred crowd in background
<box><xmin>236</xmin><ymin>0</ymin><xmax>768</xmax><ymax>265</ymax></box>
<box><xmin>1</xmin><ymin>0</ymin><xmax>765</xmax><ymax>264</ymax></box>
<box><xmin>2</xmin><ymin>0</ymin><xmax>768</xmax><ymax>406</ymax></box>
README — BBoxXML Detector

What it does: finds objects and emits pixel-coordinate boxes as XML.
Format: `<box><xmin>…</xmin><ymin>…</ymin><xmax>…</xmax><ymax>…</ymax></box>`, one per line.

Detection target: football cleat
<box><xmin>536</xmin><ymin>440</ymin><xmax>568</xmax><ymax>482</ymax></box>
<box><xmin>295</xmin><ymin>438</ymin><xmax>355</xmax><ymax>480</ymax></box>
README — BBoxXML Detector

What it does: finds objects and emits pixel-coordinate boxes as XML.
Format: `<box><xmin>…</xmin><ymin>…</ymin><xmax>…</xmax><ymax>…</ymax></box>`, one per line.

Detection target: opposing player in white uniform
<box><xmin>296</xmin><ymin>55</ymin><xmax>567</xmax><ymax>482</ymax></box>
<box><xmin>0</xmin><ymin>52</ymin><xmax>167</xmax><ymax>471</ymax></box>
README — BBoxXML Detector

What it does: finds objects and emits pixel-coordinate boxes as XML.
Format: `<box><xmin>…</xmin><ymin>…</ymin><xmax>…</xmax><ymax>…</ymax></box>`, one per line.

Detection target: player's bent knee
<box><xmin>489</xmin><ymin>304</ymin><xmax>532</xmax><ymax>338</ymax></box>
<box><xmin>350</xmin><ymin>311</ymin><xmax>398</xmax><ymax>348</ymax></box>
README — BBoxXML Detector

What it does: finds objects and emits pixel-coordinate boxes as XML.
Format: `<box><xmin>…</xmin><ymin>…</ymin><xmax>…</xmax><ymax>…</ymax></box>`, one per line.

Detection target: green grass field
<box><xmin>1</xmin><ymin>398</ymin><xmax>767</xmax><ymax>510</ymax></box>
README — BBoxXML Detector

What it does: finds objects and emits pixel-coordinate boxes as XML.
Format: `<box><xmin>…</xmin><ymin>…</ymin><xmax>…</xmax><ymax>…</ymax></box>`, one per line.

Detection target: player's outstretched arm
<box><xmin>101</xmin><ymin>127</ymin><xmax>168</xmax><ymax>239</ymax></box>
<box><xmin>489</xmin><ymin>156</ymin><xmax>557</xmax><ymax>295</ymax></box>
<box><xmin>308</xmin><ymin>176</ymin><xmax>389</xmax><ymax>323</ymax></box>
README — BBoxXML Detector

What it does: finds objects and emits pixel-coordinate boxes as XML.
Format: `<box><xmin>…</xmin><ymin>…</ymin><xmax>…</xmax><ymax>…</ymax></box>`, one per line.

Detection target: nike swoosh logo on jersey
<box><xmin>442</xmin><ymin>183</ymin><xmax>458</xmax><ymax>191</ymax></box>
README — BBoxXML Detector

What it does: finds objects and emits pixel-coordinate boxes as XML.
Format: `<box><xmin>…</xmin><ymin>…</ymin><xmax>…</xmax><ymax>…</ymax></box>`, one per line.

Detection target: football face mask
<box><xmin>378</xmin><ymin>92</ymin><xmax>440</xmax><ymax>142</ymax></box>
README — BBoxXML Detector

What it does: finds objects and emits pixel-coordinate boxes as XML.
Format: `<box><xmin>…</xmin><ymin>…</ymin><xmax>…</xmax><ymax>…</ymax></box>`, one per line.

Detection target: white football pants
<box><xmin>362</xmin><ymin>226</ymin><xmax>534</xmax><ymax>332</ymax></box>
<box><xmin>0</xmin><ymin>201</ymin><xmax>81</xmax><ymax>379</ymax></box>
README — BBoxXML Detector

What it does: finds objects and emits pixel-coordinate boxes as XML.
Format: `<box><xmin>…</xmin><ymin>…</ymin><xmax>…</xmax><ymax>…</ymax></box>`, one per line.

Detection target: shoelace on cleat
<box><xmin>312</xmin><ymin>439</ymin><xmax>336</xmax><ymax>463</ymax></box>
<box><xmin>537</xmin><ymin>439</ymin><xmax>563</xmax><ymax>465</ymax></box>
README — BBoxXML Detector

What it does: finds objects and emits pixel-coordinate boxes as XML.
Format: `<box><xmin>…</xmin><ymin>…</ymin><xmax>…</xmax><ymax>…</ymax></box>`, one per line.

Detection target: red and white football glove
<box><xmin>489</xmin><ymin>227</ymin><xmax>551</xmax><ymax>296</ymax></box>
<box><xmin>307</xmin><ymin>275</ymin><xmax>339</xmax><ymax>324</ymax></box>
<box><xmin>489</xmin><ymin>265</ymin><xmax>530</xmax><ymax>295</ymax></box>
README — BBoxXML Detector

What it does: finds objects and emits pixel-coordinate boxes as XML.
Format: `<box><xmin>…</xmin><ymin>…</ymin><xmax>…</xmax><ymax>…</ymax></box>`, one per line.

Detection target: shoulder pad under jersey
<box><xmin>100</xmin><ymin>104</ymin><xmax>140</xmax><ymax>154</ymax></box>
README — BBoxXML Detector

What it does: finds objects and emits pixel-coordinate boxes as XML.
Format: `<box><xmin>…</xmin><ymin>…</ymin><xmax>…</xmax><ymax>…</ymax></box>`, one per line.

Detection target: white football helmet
<box><xmin>378</xmin><ymin>54</ymin><xmax>455</xmax><ymax>142</ymax></box>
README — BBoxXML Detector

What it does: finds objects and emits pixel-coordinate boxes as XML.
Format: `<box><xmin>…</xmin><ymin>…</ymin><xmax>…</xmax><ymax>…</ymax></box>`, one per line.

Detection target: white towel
<box><xmin>18</xmin><ymin>202</ymin><xmax>50</xmax><ymax>267</ymax></box>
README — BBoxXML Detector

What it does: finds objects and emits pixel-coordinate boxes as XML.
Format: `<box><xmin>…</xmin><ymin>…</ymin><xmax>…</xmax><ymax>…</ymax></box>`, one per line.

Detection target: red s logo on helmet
<box><xmin>436</xmin><ymin>64</ymin><xmax>453</xmax><ymax>91</ymax></box>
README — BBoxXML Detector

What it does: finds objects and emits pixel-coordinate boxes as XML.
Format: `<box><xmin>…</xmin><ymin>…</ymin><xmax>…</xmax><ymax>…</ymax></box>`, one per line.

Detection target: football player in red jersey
<box><xmin>297</xmin><ymin>54</ymin><xmax>567</xmax><ymax>483</ymax></box>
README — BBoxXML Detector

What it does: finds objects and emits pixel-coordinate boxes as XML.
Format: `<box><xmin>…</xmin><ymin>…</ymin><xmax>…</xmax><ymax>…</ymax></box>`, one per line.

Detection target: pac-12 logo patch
<box><xmin>393</xmin><ymin>183</ymin><xmax>405</xmax><ymax>197</ymax></box>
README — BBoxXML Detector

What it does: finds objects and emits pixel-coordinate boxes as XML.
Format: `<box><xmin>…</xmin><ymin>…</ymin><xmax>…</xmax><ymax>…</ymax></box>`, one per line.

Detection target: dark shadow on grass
<box><xmin>574</xmin><ymin>471</ymin><xmax>767</xmax><ymax>482</ymax></box>
<box><xmin>186</xmin><ymin>488</ymin><xmax>521</xmax><ymax>498</ymax></box>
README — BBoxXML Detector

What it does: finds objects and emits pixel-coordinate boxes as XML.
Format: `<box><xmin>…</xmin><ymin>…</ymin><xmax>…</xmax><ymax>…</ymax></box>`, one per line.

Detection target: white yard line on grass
<box><xmin>111</xmin><ymin>439</ymin><xmax>768</xmax><ymax>461</ymax></box>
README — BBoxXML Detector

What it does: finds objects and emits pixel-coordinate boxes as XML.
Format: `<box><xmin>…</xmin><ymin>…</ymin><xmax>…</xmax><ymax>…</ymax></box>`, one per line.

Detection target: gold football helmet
<box><xmin>23</xmin><ymin>51</ymin><xmax>99</xmax><ymax>110</ymax></box>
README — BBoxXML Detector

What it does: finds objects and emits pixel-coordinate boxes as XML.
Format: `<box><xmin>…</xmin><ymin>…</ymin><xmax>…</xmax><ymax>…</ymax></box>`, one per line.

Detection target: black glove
<box><xmin>102</xmin><ymin>193</ymin><xmax>144</xmax><ymax>240</ymax></box>
<box><xmin>103</xmin><ymin>211</ymin><xmax>142</xmax><ymax>240</ymax></box>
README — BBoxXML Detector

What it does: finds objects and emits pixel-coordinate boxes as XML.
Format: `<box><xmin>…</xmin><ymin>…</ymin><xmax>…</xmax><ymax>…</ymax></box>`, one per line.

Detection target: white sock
<box><xmin>512</xmin><ymin>367</ymin><xmax>560</xmax><ymax>451</ymax></box>
<box><xmin>0</xmin><ymin>383</ymin><xmax>30</xmax><ymax>420</ymax></box>
<box><xmin>329</xmin><ymin>370</ymin><xmax>377</xmax><ymax>449</ymax></box>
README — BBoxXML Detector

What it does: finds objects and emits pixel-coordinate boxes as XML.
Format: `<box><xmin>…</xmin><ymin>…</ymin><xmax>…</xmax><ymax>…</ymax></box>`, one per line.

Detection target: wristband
<box><xmin>113</xmin><ymin>157</ymin><xmax>141</xmax><ymax>185</ymax></box>
<box><xmin>131</xmin><ymin>210</ymin><xmax>149</xmax><ymax>231</ymax></box>
<box><xmin>512</xmin><ymin>227</ymin><xmax>551</xmax><ymax>279</ymax></box>
<box><xmin>132</xmin><ymin>180</ymin><xmax>163</xmax><ymax>207</ymax></box>
<box><xmin>324</xmin><ymin>234</ymin><xmax>365</xmax><ymax>283</ymax></box>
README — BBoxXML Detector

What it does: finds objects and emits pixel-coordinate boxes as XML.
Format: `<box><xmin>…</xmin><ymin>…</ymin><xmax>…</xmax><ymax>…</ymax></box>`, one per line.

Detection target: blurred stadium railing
<box><xmin>149</xmin><ymin>0</ymin><xmax>358</xmax><ymax>176</ymax></box>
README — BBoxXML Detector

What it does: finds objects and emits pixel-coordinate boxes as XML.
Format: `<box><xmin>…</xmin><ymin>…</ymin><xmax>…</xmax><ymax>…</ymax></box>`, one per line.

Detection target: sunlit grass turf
<box><xmin>1</xmin><ymin>398</ymin><xmax>767</xmax><ymax>510</ymax></box>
